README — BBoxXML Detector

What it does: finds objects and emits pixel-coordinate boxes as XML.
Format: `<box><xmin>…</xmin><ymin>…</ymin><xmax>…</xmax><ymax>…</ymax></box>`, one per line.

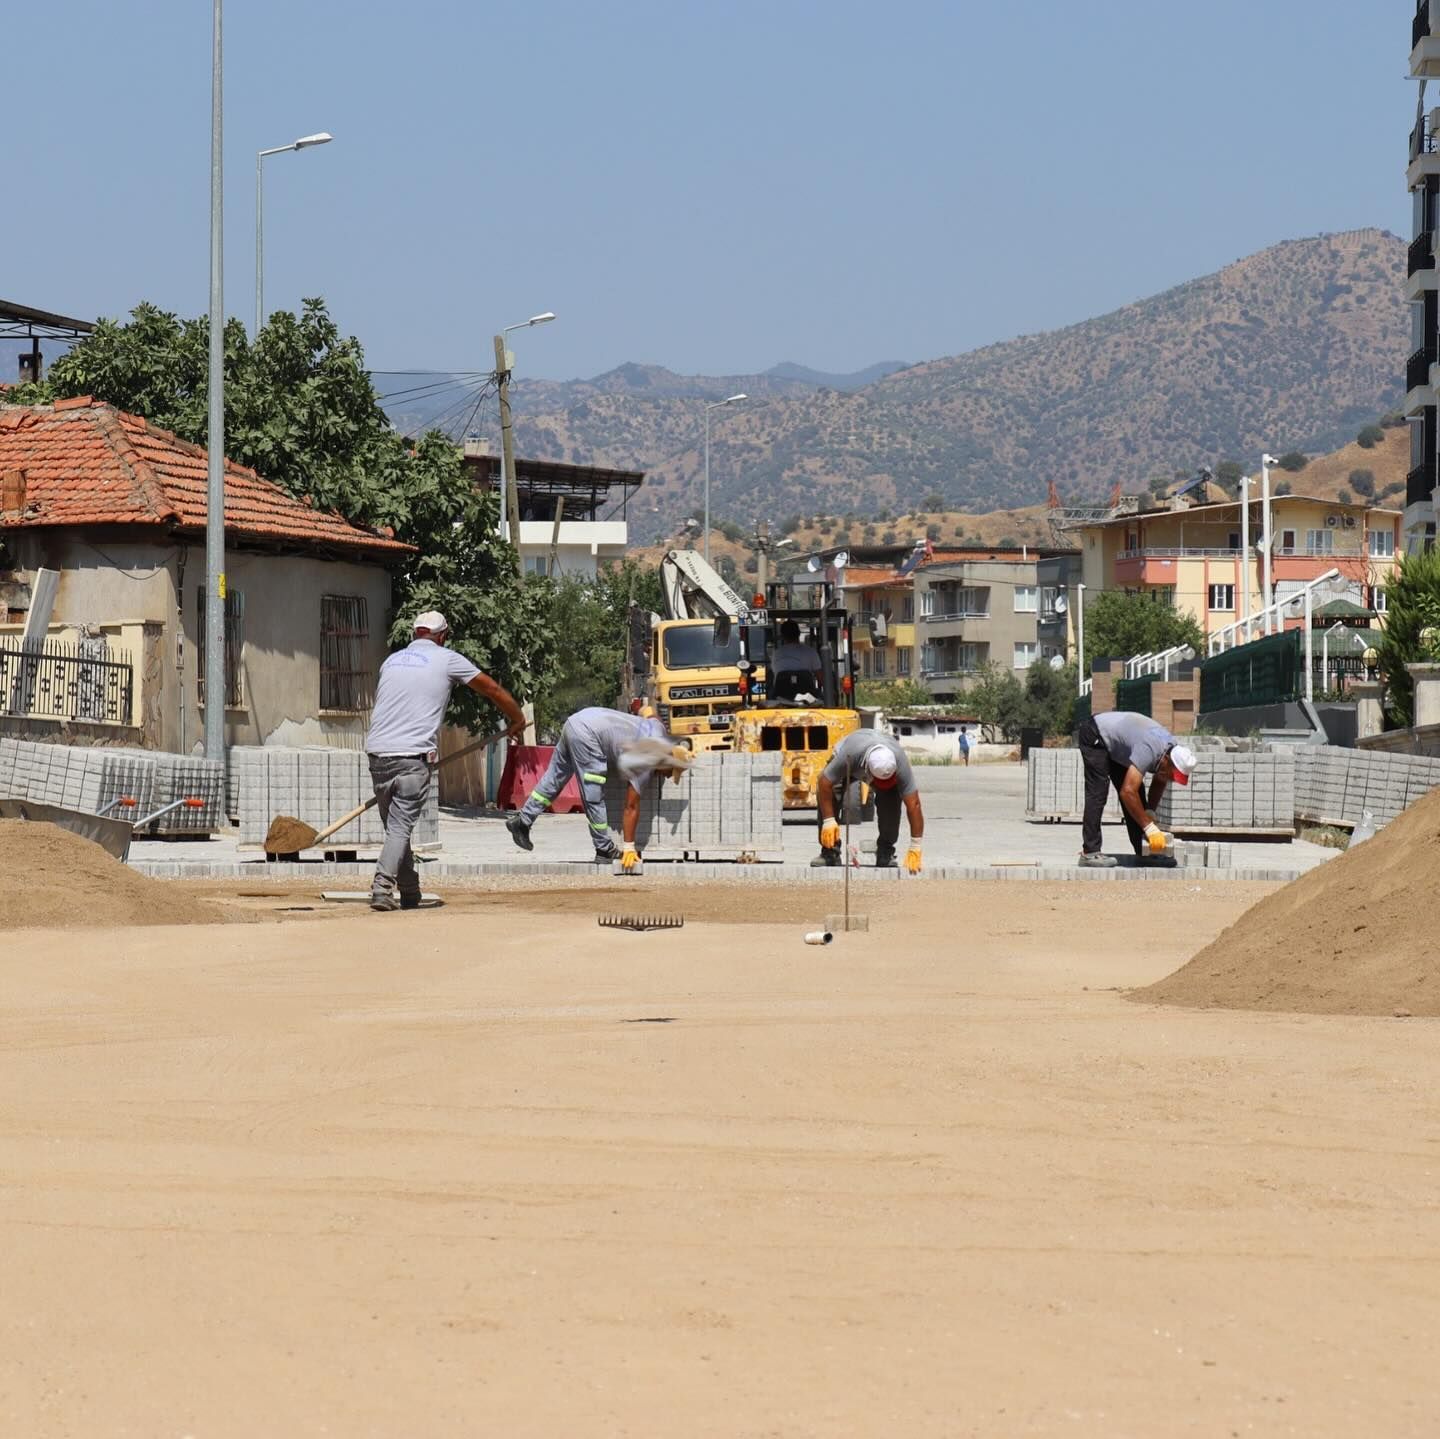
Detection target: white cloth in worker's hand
<box><xmin>366</xmin><ymin>639</ymin><xmax>480</xmax><ymax>756</ymax></box>
<box><xmin>617</xmin><ymin>737</ymin><xmax>692</xmax><ymax>785</ymax></box>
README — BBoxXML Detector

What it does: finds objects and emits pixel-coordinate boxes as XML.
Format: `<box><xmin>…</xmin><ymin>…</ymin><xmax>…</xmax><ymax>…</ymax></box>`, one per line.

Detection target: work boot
<box><xmin>592</xmin><ymin>840</ymin><xmax>621</xmax><ymax>863</ymax></box>
<box><xmin>1077</xmin><ymin>851</ymin><xmax>1117</xmax><ymax>868</ymax></box>
<box><xmin>874</xmin><ymin>843</ymin><xmax>897</xmax><ymax>869</ymax></box>
<box><xmin>1139</xmin><ymin>852</ymin><xmax>1177</xmax><ymax>868</ymax></box>
<box><xmin>369</xmin><ymin>883</ymin><xmax>401</xmax><ymax>912</ymax></box>
<box><xmin>399</xmin><ymin>889</ymin><xmax>424</xmax><ymax>910</ymax></box>
<box><xmin>810</xmin><ymin>846</ymin><xmax>841</xmax><ymax>868</ymax></box>
<box><xmin>506</xmin><ymin>813</ymin><xmax>534</xmax><ymax>852</ymax></box>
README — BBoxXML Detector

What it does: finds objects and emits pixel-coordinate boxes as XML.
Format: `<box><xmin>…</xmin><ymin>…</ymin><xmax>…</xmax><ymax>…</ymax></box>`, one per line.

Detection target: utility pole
<box><xmin>1240</xmin><ymin>474</ymin><xmax>1252</xmax><ymax>642</ymax></box>
<box><xmin>754</xmin><ymin>518</ymin><xmax>770</xmax><ymax>601</ymax></box>
<box><xmin>204</xmin><ymin>0</ymin><xmax>226</xmax><ymax>766</ymax></box>
<box><xmin>494</xmin><ymin>332</ymin><xmax>523</xmax><ymax>579</ymax></box>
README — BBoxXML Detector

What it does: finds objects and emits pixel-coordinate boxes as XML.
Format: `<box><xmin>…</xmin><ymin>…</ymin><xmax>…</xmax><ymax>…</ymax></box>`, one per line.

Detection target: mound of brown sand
<box><xmin>1134</xmin><ymin>785</ymin><xmax>1440</xmax><ymax>1016</ymax></box>
<box><xmin>0</xmin><ymin>820</ymin><xmax>223</xmax><ymax>930</ymax></box>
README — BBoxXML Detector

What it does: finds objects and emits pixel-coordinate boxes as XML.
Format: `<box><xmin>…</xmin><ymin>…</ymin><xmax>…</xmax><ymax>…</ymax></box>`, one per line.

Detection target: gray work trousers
<box><xmin>517</xmin><ymin>729</ymin><xmax>613</xmax><ymax>852</ymax></box>
<box><xmin>368</xmin><ymin>754</ymin><xmax>430</xmax><ymax>897</ymax></box>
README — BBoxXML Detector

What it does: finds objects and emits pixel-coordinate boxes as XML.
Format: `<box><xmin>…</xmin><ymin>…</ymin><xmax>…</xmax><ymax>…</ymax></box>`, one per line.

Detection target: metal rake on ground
<box><xmin>597</xmin><ymin>913</ymin><xmax>685</xmax><ymax>932</ymax></box>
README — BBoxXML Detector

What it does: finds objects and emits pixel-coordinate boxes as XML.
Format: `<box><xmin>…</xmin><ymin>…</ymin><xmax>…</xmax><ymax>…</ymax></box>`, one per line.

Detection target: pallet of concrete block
<box><xmin>1155</xmin><ymin>748</ymin><xmax>1294</xmax><ymax>837</ymax></box>
<box><xmin>0</xmin><ymin>738</ymin><xmax>157</xmax><ymax>819</ymax></box>
<box><xmin>232</xmin><ymin>746</ymin><xmax>439</xmax><ymax>852</ymax></box>
<box><xmin>98</xmin><ymin>746</ymin><xmax>226</xmax><ymax>835</ymax></box>
<box><xmin>1025</xmin><ymin>746</ymin><xmax>1121</xmax><ymax>824</ymax></box>
<box><xmin>603</xmin><ymin>751</ymin><xmax>785</xmax><ymax>860</ymax></box>
<box><xmin>1294</xmin><ymin>745</ymin><xmax>1440</xmax><ymax>829</ymax></box>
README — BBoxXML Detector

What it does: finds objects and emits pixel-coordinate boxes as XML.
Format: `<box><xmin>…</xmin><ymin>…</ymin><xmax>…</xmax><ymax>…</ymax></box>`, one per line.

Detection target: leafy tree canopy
<box><xmin>1081</xmin><ymin>590</ymin><xmax>1204</xmax><ymax>672</ymax></box>
<box><xmin>965</xmin><ymin>659</ymin><xmax>1078</xmax><ymax>740</ymax></box>
<box><xmin>855</xmin><ymin>678</ymin><xmax>934</xmax><ymax>711</ymax></box>
<box><xmin>1376</xmin><ymin>546</ymin><xmax>1440</xmax><ymax>726</ymax></box>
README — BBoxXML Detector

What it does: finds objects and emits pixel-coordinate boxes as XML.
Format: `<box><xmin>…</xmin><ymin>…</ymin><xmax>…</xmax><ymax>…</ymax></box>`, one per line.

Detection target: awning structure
<box><xmin>0</xmin><ymin>299</ymin><xmax>95</xmax><ymax>384</ymax></box>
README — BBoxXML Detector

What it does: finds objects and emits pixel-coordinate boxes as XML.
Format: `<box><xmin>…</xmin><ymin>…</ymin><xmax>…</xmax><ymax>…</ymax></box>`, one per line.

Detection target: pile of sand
<box><xmin>0</xmin><ymin>820</ymin><xmax>223</xmax><ymax>929</ymax></box>
<box><xmin>1135</xmin><ymin>785</ymin><xmax>1440</xmax><ymax>1016</ymax></box>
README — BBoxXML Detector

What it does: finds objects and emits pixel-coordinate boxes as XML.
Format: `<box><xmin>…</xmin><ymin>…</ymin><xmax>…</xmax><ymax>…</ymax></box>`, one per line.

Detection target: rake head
<box><xmin>598</xmin><ymin>913</ymin><xmax>685</xmax><ymax>932</ymax></box>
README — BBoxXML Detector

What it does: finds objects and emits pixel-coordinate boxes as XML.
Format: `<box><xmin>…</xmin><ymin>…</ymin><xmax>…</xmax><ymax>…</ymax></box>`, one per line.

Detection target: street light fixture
<box><xmin>703</xmin><ymin>393</ymin><xmax>747</xmax><ymax>566</ymax></box>
<box><xmin>255</xmin><ymin>131</ymin><xmax>334</xmax><ymax>334</ymax></box>
<box><xmin>494</xmin><ymin>312</ymin><xmax>558</xmax><ymax>574</ymax></box>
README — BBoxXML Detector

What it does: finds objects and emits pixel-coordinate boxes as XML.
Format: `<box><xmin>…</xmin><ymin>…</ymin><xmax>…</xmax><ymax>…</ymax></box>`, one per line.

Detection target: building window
<box><xmin>1370</xmin><ymin>529</ymin><xmax>1396</xmax><ymax>558</ymax></box>
<box><xmin>1148</xmin><ymin>586</ymin><xmax>1176</xmax><ymax>607</ymax></box>
<box><xmin>1014</xmin><ymin>585</ymin><xmax>1038</xmax><ymax>613</ymax></box>
<box><xmin>897</xmin><ymin>646</ymin><xmax>912</xmax><ymax>676</ymax></box>
<box><xmin>901</xmin><ymin>594</ymin><xmax>914</xmax><ymax>622</ymax></box>
<box><xmin>1372</xmin><ymin>586</ymin><xmax>1389</xmax><ymax>614</ymax></box>
<box><xmin>1280</xmin><ymin>529</ymin><xmax>1296</xmax><ymax>553</ymax></box>
<box><xmin>1227</xmin><ymin>532</ymin><xmax>1241</xmax><ymax>551</ymax></box>
<box><xmin>873</xmin><ymin>647</ymin><xmax>886</xmax><ymax>677</ymax></box>
<box><xmin>1208</xmin><ymin>583</ymin><xmax>1235</xmax><ymax>611</ymax></box>
<box><xmin>523</xmin><ymin>554</ymin><xmax>549</xmax><ymax>577</ymax></box>
<box><xmin>320</xmin><ymin>595</ymin><xmax>372</xmax><ymax>712</ymax></box>
<box><xmin>1013</xmin><ymin>641</ymin><xmax>1038</xmax><ymax>669</ymax></box>
<box><xmin>196</xmin><ymin>587</ymin><xmax>244</xmax><ymax>709</ymax></box>
<box><xmin>920</xmin><ymin>588</ymin><xmax>935</xmax><ymax>617</ymax></box>
<box><xmin>1306</xmin><ymin>529</ymin><xmax>1333</xmax><ymax>556</ymax></box>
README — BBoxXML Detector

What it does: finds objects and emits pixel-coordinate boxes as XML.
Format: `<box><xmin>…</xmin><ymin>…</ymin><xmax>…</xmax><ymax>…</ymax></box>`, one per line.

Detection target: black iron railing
<box><xmin>1411</xmin><ymin>231</ymin><xmax>1436</xmax><ymax>276</ymax></box>
<box><xmin>1408</xmin><ymin>461</ymin><xmax>1434</xmax><ymax>506</ymax></box>
<box><xmin>0</xmin><ymin>639</ymin><xmax>134</xmax><ymax>723</ymax></box>
<box><xmin>1407</xmin><ymin>345</ymin><xmax>1435</xmax><ymax>391</ymax></box>
<box><xmin>1411</xmin><ymin>119</ymin><xmax>1436</xmax><ymax>163</ymax></box>
<box><xmin>1416</xmin><ymin>0</ymin><xmax>1431</xmax><ymax>51</ymax></box>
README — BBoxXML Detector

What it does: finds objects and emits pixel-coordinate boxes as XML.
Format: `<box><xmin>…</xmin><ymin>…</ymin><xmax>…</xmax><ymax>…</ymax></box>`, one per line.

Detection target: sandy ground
<box><xmin>3</xmin><ymin>880</ymin><xmax>1438</xmax><ymax>1438</ymax></box>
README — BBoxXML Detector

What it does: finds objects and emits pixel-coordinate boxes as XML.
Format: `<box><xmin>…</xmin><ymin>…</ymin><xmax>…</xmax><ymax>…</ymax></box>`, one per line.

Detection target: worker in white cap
<box><xmin>364</xmin><ymin>610</ymin><xmax>525</xmax><ymax>910</ymax></box>
<box><xmin>506</xmin><ymin>705</ymin><xmax>691</xmax><ymax>866</ymax></box>
<box><xmin>812</xmin><ymin>730</ymin><xmax>925</xmax><ymax>872</ymax></box>
<box><xmin>1075</xmin><ymin>710</ymin><xmax>1196</xmax><ymax>867</ymax></box>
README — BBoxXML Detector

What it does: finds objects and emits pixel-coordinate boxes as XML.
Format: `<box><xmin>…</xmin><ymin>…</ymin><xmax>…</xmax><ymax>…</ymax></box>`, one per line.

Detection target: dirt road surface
<box><xmin>3</xmin><ymin>881</ymin><xmax>1437</xmax><ymax>1437</ymax></box>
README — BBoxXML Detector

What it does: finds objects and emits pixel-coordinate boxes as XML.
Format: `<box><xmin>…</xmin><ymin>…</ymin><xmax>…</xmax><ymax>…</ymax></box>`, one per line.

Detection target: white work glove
<box><xmin>820</xmin><ymin>818</ymin><xmax>841</xmax><ymax>849</ymax></box>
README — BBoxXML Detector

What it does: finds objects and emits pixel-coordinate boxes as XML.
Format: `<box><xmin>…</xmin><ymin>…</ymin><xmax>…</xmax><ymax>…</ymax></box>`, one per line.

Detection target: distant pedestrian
<box><xmin>958</xmin><ymin>725</ymin><xmax>971</xmax><ymax>766</ymax></box>
<box><xmin>1075</xmin><ymin>711</ymin><xmax>1195</xmax><ymax>867</ymax></box>
<box><xmin>364</xmin><ymin>611</ymin><xmax>525</xmax><ymax>911</ymax></box>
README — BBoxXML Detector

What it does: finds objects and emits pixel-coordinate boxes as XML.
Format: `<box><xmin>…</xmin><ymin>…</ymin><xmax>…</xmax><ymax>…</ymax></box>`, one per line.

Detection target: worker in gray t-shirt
<box><xmin>364</xmin><ymin>610</ymin><xmax>524</xmax><ymax>911</ymax></box>
<box><xmin>1074</xmin><ymin>709</ymin><xmax>1196</xmax><ymax>867</ymax></box>
<box><xmin>813</xmin><ymin>731</ymin><xmax>925</xmax><ymax>872</ymax></box>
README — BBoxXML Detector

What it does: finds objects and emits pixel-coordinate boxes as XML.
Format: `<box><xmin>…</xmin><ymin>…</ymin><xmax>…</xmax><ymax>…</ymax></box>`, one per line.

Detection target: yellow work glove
<box><xmin>1143</xmin><ymin>822</ymin><xmax>1167</xmax><ymax>854</ymax></box>
<box><xmin>820</xmin><ymin>818</ymin><xmax>841</xmax><ymax>849</ymax></box>
<box><xmin>904</xmin><ymin>842</ymin><xmax>923</xmax><ymax>875</ymax></box>
<box><xmin>620</xmin><ymin>845</ymin><xmax>640</xmax><ymax>872</ymax></box>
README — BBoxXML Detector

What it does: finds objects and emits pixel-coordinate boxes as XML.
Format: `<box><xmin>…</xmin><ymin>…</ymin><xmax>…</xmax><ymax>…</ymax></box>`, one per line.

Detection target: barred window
<box><xmin>320</xmin><ymin>595</ymin><xmax>372</xmax><ymax>712</ymax></box>
<box><xmin>196</xmin><ymin>587</ymin><xmax>245</xmax><ymax>709</ymax></box>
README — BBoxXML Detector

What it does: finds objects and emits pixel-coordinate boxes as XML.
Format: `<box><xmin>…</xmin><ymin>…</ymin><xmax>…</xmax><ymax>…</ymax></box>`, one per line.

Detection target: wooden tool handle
<box><xmin>308</xmin><ymin>730</ymin><xmax>510</xmax><ymax>847</ymax></box>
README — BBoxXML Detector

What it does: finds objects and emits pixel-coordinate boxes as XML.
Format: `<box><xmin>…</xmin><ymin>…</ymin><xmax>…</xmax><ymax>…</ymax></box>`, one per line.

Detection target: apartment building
<box><xmin>1076</xmin><ymin>494</ymin><xmax>1401</xmax><ymax>641</ymax></box>
<box><xmin>842</xmin><ymin>569</ymin><xmax>917</xmax><ymax>684</ymax></box>
<box><xmin>1409</xmin><ymin>0</ymin><xmax>1440</xmax><ymax>550</ymax></box>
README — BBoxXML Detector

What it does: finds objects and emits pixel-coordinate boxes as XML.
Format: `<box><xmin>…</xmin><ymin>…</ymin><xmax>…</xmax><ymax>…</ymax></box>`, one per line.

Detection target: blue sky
<box><xmin>2</xmin><ymin>1</ymin><xmax>1414</xmax><ymax>381</ymax></box>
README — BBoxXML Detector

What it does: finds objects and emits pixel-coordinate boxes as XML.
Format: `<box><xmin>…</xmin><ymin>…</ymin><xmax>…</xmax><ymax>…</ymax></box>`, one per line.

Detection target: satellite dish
<box><xmin>806</xmin><ymin>556</ymin><xmax>821</xmax><ymax>573</ymax></box>
<box><xmin>1053</xmin><ymin>592</ymin><xmax>1068</xmax><ymax>615</ymax></box>
<box><xmin>833</xmin><ymin>551</ymin><xmax>850</xmax><ymax>571</ymax></box>
<box><xmin>1048</xmin><ymin>654</ymin><xmax>1065</xmax><ymax>670</ymax></box>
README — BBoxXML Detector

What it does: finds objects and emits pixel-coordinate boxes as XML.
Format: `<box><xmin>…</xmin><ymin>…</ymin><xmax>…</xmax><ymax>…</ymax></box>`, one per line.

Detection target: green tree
<box><xmin>1277</xmin><ymin>451</ymin><xmax>1309</xmax><ymax>472</ymax></box>
<box><xmin>855</xmin><ymin>678</ymin><xmax>933</xmax><ymax>710</ymax></box>
<box><xmin>1081</xmin><ymin>590</ymin><xmax>1203</xmax><ymax>671</ymax></box>
<box><xmin>1274</xmin><ymin>480</ymin><xmax>1293</xmax><ymax>497</ymax></box>
<box><xmin>1375</xmin><ymin>547</ymin><xmax>1440</xmax><ymax>726</ymax></box>
<box><xmin>1348</xmin><ymin>468</ymin><xmax>1376</xmax><ymax>499</ymax></box>
<box><xmin>1337</xmin><ymin>488</ymin><xmax>1354</xmax><ymax>506</ymax></box>
<box><xmin>922</xmin><ymin>491</ymin><xmax>944</xmax><ymax>510</ymax></box>
<box><xmin>28</xmin><ymin>300</ymin><xmax>556</xmax><ymax>718</ymax></box>
<box><xmin>1216</xmin><ymin>460</ymin><xmax>1244</xmax><ymax>487</ymax></box>
<box><xmin>1356</xmin><ymin>424</ymin><xmax>1385</xmax><ymax>449</ymax></box>
<box><xmin>965</xmin><ymin>663</ymin><xmax>1026</xmax><ymax>739</ymax></box>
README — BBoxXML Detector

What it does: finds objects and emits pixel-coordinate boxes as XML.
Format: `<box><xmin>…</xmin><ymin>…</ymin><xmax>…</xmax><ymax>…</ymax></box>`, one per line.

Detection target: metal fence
<box><xmin>0</xmin><ymin>639</ymin><xmax>134</xmax><ymax>724</ymax></box>
<box><xmin>1199</xmin><ymin>629</ymin><xmax>1303</xmax><ymax>712</ymax></box>
<box><xmin>1113</xmin><ymin>675</ymin><xmax>1156</xmax><ymax>716</ymax></box>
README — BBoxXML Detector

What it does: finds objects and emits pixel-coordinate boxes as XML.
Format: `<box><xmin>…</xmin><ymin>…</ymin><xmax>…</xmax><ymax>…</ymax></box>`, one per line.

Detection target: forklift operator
<box><xmin>769</xmin><ymin>619</ymin><xmax>823</xmax><ymax>703</ymax></box>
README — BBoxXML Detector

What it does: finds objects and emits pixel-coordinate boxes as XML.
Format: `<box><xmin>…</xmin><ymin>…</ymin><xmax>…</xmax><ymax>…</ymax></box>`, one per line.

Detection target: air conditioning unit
<box><xmin>1343</xmin><ymin>515</ymin><xmax>1357</xmax><ymax>529</ymax></box>
<box><xmin>1326</xmin><ymin>514</ymin><xmax>1339</xmax><ymax>528</ymax></box>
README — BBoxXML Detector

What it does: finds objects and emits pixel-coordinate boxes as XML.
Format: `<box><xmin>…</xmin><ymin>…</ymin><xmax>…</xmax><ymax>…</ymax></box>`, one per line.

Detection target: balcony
<box><xmin>919</xmin><ymin>609</ymin><xmax>990</xmax><ymax>622</ymax></box>
<box><xmin>1417</xmin><ymin>0</ymin><xmax>1432</xmax><ymax>52</ymax></box>
<box><xmin>1409</xmin><ymin>461</ymin><xmax>1435</xmax><ymax>507</ymax></box>
<box><xmin>1411</xmin><ymin>231</ymin><xmax>1436</xmax><ymax>277</ymax></box>
<box><xmin>1408</xmin><ymin>345</ymin><xmax>1437</xmax><ymax>395</ymax></box>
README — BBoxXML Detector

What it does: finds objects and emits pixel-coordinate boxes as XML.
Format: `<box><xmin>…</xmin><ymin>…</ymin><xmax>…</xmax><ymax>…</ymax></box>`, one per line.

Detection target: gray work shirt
<box><xmin>821</xmin><ymin>731</ymin><xmax>919</xmax><ymax>798</ymax></box>
<box><xmin>568</xmin><ymin>707</ymin><xmax>665</xmax><ymax>791</ymax></box>
<box><xmin>365</xmin><ymin>639</ymin><xmax>480</xmax><ymax>755</ymax></box>
<box><xmin>770</xmin><ymin>642</ymin><xmax>822</xmax><ymax>675</ymax></box>
<box><xmin>1094</xmin><ymin>710</ymin><xmax>1173</xmax><ymax>776</ymax></box>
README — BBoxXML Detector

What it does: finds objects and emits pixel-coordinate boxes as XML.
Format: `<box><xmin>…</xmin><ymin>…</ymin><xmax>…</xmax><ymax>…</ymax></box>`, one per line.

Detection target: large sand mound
<box><xmin>0</xmin><ymin>819</ymin><xmax>223</xmax><ymax>929</ymax></box>
<box><xmin>1135</xmin><ymin>784</ymin><xmax>1440</xmax><ymax>1016</ymax></box>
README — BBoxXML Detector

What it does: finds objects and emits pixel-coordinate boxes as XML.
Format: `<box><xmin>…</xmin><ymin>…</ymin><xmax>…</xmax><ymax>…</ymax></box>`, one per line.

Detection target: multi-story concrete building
<box><xmin>1408</xmin><ymin>1</ymin><xmax>1440</xmax><ymax>549</ymax></box>
<box><xmin>1076</xmin><ymin>494</ymin><xmax>1401</xmax><ymax>641</ymax></box>
<box><xmin>841</xmin><ymin>567</ymin><xmax>917</xmax><ymax>685</ymax></box>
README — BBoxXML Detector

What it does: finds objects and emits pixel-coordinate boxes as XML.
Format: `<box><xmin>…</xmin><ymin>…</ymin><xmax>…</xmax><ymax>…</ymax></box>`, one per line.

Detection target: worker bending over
<box><xmin>365</xmin><ymin>610</ymin><xmax>525</xmax><ymax>911</ymax></box>
<box><xmin>813</xmin><ymin>731</ymin><xmax>924</xmax><ymax>872</ymax></box>
<box><xmin>1076</xmin><ymin>710</ymin><xmax>1196</xmax><ymax>867</ymax></box>
<box><xmin>508</xmin><ymin>706</ymin><xmax>690</xmax><ymax>867</ymax></box>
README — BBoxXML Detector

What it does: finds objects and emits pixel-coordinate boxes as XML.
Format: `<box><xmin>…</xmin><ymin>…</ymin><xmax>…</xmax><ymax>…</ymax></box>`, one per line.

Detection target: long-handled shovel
<box><xmin>262</xmin><ymin>731</ymin><xmax>508</xmax><ymax>855</ymax></box>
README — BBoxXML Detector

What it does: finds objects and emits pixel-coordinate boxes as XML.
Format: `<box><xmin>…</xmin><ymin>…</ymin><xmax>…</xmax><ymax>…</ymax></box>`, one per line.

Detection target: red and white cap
<box><xmin>1168</xmin><ymin>743</ymin><xmax>1196</xmax><ymax>785</ymax></box>
<box><xmin>868</xmin><ymin>744</ymin><xmax>899</xmax><ymax>786</ymax></box>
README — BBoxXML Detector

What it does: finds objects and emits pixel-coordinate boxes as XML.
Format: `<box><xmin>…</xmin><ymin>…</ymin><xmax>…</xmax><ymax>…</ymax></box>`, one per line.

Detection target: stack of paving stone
<box><xmin>1155</xmin><ymin>749</ymin><xmax>1295</xmax><ymax>835</ymax></box>
<box><xmin>1293</xmin><ymin>745</ymin><xmax>1440</xmax><ymax>829</ymax></box>
<box><xmin>604</xmin><ymin>751</ymin><xmax>784</xmax><ymax>859</ymax></box>
<box><xmin>0</xmin><ymin>738</ymin><xmax>157</xmax><ymax>818</ymax></box>
<box><xmin>232</xmin><ymin>746</ymin><xmax>438</xmax><ymax>850</ymax></box>
<box><xmin>1024</xmin><ymin>747</ymin><xmax>1121</xmax><ymax>823</ymax></box>
<box><xmin>102</xmin><ymin>746</ymin><xmax>226</xmax><ymax>834</ymax></box>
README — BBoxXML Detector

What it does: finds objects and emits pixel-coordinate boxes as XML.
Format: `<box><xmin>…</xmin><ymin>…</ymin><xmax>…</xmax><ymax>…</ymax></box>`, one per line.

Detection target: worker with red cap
<box><xmin>1075</xmin><ymin>711</ymin><xmax>1196</xmax><ymax>867</ymax></box>
<box><xmin>812</xmin><ymin>731</ymin><xmax>924</xmax><ymax>872</ymax></box>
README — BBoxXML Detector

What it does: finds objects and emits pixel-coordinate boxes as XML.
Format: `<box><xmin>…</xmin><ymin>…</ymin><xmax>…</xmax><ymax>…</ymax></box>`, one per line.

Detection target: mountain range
<box><xmin>384</xmin><ymin>229</ymin><xmax>1407</xmax><ymax>542</ymax></box>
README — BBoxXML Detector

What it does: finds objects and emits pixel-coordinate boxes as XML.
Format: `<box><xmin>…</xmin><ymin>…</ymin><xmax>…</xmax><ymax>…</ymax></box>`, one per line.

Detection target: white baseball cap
<box><xmin>1168</xmin><ymin>743</ymin><xmax>1196</xmax><ymax>785</ymax></box>
<box><xmin>868</xmin><ymin>744</ymin><xmax>899</xmax><ymax>785</ymax></box>
<box><xmin>413</xmin><ymin>610</ymin><xmax>448</xmax><ymax>634</ymax></box>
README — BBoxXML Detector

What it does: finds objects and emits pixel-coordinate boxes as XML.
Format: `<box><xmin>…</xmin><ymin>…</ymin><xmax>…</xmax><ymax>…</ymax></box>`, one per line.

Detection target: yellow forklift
<box><xmin>726</xmin><ymin>564</ymin><xmax>861</xmax><ymax>810</ymax></box>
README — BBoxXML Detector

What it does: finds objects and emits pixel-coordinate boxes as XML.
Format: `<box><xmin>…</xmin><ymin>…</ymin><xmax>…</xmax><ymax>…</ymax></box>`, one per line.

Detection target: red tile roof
<box><xmin>0</xmin><ymin>399</ymin><xmax>412</xmax><ymax>559</ymax></box>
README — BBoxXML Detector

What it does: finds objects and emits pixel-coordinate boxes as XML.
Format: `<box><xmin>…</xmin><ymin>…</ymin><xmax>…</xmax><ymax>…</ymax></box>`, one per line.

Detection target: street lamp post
<box><xmin>204</xmin><ymin>0</ymin><xmax>225</xmax><ymax>766</ymax></box>
<box><xmin>255</xmin><ymin>132</ymin><xmax>333</xmax><ymax>334</ymax></box>
<box><xmin>1076</xmin><ymin>582</ymin><xmax>1087</xmax><ymax>696</ymax></box>
<box><xmin>703</xmin><ymin>394</ymin><xmax>747</xmax><ymax>566</ymax></box>
<box><xmin>494</xmin><ymin>313</ymin><xmax>556</xmax><ymax>577</ymax></box>
<box><xmin>1261</xmin><ymin>452</ymin><xmax>1277</xmax><ymax>636</ymax></box>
